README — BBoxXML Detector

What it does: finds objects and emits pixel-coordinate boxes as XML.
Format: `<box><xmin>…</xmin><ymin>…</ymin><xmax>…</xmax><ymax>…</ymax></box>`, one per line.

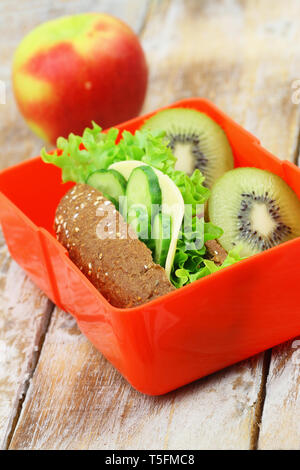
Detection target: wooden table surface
<box><xmin>1</xmin><ymin>0</ymin><xmax>300</xmax><ymax>450</ymax></box>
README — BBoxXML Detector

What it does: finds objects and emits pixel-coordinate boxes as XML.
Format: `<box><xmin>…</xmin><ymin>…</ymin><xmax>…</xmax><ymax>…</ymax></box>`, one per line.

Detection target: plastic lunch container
<box><xmin>0</xmin><ymin>98</ymin><xmax>300</xmax><ymax>395</ymax></box>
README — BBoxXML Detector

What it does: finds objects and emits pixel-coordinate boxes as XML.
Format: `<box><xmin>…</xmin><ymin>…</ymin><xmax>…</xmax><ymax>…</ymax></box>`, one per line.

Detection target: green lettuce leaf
<box><xmin>41</xmin><ymin>122</ymin><xmax>176</xmax><ymax>183</ymax></box>
<box><xmin>171</xmin><ymin>240</ymin><xmax>246</xmax><ymax>288</ymax></box>
<box><xmin>167</xmin><ymin>168</ymin><xmax>210</xmax><ymax>210</ymax></box>
<box><xmin>42</xmin><ymin>122</ymin><xmax>244</xmax><ymax>288</ymax></box>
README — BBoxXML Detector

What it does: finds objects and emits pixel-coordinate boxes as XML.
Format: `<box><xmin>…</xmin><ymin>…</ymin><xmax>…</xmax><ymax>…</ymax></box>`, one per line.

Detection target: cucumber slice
<box><xmin>153</xmin><ymin>213</ymin><xmax>172</xmax><ymax>267</ymax></box>
<box><xmin>126</xmin><ymin>165</ymin><xmax>162</xmax><ymax>236</ymax></box>
<box><xmin>110</xmin><ymin>160</ymin><xmax>185</xmax><ymax>279</ymax></box>
<box><xmin>86</xmin><ymin>169</ymin><xmax>126</xmax><ymax>208</ymax></box>
<box><xmin>110</xmin><ymin>160</ymin><xmax>145</xmax><ymax>180</ymax></box>
<box><xmin>127</xmin><ymin>203</ymin><xmax>150</xmax><ymax>240</ymax></box>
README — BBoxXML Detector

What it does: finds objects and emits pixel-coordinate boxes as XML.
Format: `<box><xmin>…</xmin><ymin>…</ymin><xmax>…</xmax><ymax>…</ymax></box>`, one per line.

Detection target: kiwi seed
<box><xmin>208</xmin><ymin>167</ymin><xmax>300</xmax><ymax>257</ymax></box>
<box><xmin>167</xmin><ymin>132</ymin><xmax>208</xmax><ymax>176</ymax></box>
<box><xmin>236</xmin><ymin>191</ymin><xmax>292</xmax><ymax>251</ymax></box>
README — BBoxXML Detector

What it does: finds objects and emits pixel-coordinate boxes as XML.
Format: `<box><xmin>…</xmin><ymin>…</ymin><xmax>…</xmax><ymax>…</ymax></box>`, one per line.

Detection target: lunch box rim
<box><xmin>1</xmin><ymin>97</ymin><xmax>300</xmax><ymax>315</ymax></box>
<box><xmin>1</xmin><ymin>97</ymin><xmax>300</xmax><ymax>395</ymax></box>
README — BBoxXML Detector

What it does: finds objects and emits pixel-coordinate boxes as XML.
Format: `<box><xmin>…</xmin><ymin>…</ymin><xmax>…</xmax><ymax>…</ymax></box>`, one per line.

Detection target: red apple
<box><xmin>12</xmin><ymin>13</ymin><xmax>148</xmax><ymax>144</ymax></box>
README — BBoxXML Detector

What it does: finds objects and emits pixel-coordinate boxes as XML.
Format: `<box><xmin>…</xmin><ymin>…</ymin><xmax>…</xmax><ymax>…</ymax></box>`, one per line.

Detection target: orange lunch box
<box><xmin>0</xmin><ymin>98</ymin><xmax>300</xmax><ymax>395</ymax></box>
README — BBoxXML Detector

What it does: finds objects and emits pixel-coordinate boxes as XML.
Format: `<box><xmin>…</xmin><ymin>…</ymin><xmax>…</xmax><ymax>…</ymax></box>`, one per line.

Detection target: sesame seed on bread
<box><xmin>55</xmin><ymin>184</ymin><xmax>175</xmax><ymax>308</ymax></box>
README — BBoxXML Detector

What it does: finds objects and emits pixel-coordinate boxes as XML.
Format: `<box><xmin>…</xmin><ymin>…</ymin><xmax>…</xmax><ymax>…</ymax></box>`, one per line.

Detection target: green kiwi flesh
<box><xmin>141</xmin><ymin>108</ymin><xmax>234</xmax><ymax>188</ymax></box>
<box><xmin>208</xmin><ymin>167</ymin><xmax>300</xmax><ymax>257</ymax></box>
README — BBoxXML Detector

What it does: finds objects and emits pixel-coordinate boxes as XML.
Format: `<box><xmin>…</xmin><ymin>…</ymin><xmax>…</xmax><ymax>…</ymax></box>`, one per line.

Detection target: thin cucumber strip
<box><xmin>126</xmin><ymin>165</ymin><xmax>162</xmax><ymax>209</ymax></box>
<box><xmin>153</xmin><ymin>213</ymin><xmax>172</xmax><ymax>267</ymax></box>
<box><xmin>127</xmin><ymin>203</ymin><xmax>150</xmax><ymax>240</ymax></box>
<box><xmin>126</xmin><ymin>165</ymin><xmax>162</xmax><ymax>236</ymax></box>
<box><xmin>110</xmin><ymin>160</ymin><xmax>185</xmax><ymax>279</ymax></box>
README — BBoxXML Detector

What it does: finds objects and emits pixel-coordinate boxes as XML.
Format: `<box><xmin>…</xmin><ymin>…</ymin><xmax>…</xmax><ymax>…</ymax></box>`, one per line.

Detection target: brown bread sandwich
<box><xmin>55</xmin><ymin>183</ymin><xmax>175</xmax><ymax>308</ymax></box>
<box><xmin>42</xmin><ymin>119</ymin><xmax>284</xmax><ymax>307</ymax></box>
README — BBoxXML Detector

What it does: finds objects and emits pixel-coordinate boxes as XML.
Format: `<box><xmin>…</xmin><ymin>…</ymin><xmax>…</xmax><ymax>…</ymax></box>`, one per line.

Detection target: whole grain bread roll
<box><xmin>55</xmin><ymin>184</ymin><xmax>175</xmax><ymax>308</ymax></box>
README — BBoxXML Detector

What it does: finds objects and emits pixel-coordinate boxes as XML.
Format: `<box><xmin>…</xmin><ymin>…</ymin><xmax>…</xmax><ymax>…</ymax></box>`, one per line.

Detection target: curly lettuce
<box><xmin>171</xmin><ymin>241</ymin><xmax>245</xmax><ymax>288</ymax></box>
<box><xmin>41</xmin><ymin>122</ymin><xmax>176</xmax><ymax>183</ymax></box>
<box><xmin>42</xmin><ymin>122</ymin><xmax>243</xmax><ymax>288</ymax></box>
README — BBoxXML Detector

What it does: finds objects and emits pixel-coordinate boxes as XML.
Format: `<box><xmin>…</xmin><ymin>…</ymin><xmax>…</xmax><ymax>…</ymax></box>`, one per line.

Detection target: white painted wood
<box><xmin>3</xmin><ymin>0</ymin><xmax>300</xmax><ymax>450</ymax></box>
<box><xmin>142</xmin><ymin>0</ymin><xmax>300</xmax><ymax>163</ymax></box>
<box><xmin>10</xmin><ymin>309</ymin><xmax>264</xmax><ymax>450</ymax></box>
<box><xmin>0</xmin><ymin>0</ymin><xmax>150</xmax><ymax>448</ymax></box>
<box><xmin>258</xmin><ymin>339</ymin><xmax>300</xmax><ymax>450</ymax></box>
<box><xmin>0</xmin><ymin>232</ymin><xmax>52</xmax><ymax>449</ymax></box>
<box><xmin>8</xmin><ymin>0</ymin><xmax>278</xmax><ymax>450</ymax></box>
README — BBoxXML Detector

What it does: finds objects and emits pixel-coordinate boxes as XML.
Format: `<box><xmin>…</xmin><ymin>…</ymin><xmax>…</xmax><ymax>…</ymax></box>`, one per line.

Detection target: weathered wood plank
<box><xmin>142</xmin><ymin>0</ymin><xmax>300</xmax><ymax>163</ymax></box>
<box><xmin>0</xmin><ymin>232</ymin><xmax>52</xmax><ymax>449</ymax></box>
<box><xmin>5</xmin><ymin>0</ymin><xmax>300</xmax><ymax>450</ymax></box>
<box><xmin>0</xmin><ymin>0</ymin><xmax>150</xmax><ymax>170</ymax></box>
<box><xmin>141</xmin><ymin>0</ymin><xmax>300</xmax><ymax>449</ymax></box>
<box><xmin>0</xmin><ymin>0</ymin><xmax>150</xmax><ymax>448</ymax></box>
<box><xmin>258</xmin><ymin>339</ymin><xmax>300</xmax><ymax>450</ymax></box>
<box><xmin>8</xmin><ymin>0</ymin><xmax>295</xmax><ymax>450</ymax></box>
<box><xmin>10</xmin><ymin>308</ymin><xmax>264</xmax><ymax>450</ymax></box>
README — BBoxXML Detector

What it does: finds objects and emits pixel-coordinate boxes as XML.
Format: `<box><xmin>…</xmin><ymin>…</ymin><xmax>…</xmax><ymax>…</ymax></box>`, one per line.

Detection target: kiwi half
<box><xmin>142</xmin><ymin>108</ymin><xmax>234</xmax><ymax>188</ymax></box>
<box><xmin>209</xmin><ymin>167</ymin><xmax>300</xmax><ymax>257</ymax></box>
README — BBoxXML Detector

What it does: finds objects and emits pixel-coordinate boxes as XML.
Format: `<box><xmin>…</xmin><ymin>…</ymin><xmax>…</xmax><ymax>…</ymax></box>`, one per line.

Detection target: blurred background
<box><xmin>1</xmin><ymin>0</ymin><xmax>300</xmax><ymax>170</ymax></box>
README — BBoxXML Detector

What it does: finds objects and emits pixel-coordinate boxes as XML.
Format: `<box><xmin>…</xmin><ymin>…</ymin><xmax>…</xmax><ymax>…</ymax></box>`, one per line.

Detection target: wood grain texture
<box><xmin>258</xmin><ymin>339</ymin><xmax>300</xmax><ymax>450</ymax></box>
<box><xmin>2</xmin><ymin>0</ymin><xmax>300</xmax><ymax>450</ymax></box>
<box><xmin>10</xmin><ymin>309</ymin><xmax>265</xmax><ymax>450</ymax></box>
<box><xmin>0</xmin><ymin>0</ymin><xmax>150</xmax><ymax>448</ymax></box>
<box><xmin>142</xmin><ymin>0</ymin><xmax>300</xmax><ymax>162</ymax></box>
<box><xmin>0</xmin><ymin>0</ymin><xmax>150</xmax><ymax>170</ymax></box>
<box><xmin>141</xmin><ymin>1</ymin><xmax>300</xmax><ymax>448</ymax></box>
<box><xmin>0</xmin><ymin>232</ymin><xmax>52</xmax><ymax>449</ymax></box>
<box><xmin>7</xmin><ymin>0</ymin><xmax>277</xmax><ymax>451</ymax></box>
